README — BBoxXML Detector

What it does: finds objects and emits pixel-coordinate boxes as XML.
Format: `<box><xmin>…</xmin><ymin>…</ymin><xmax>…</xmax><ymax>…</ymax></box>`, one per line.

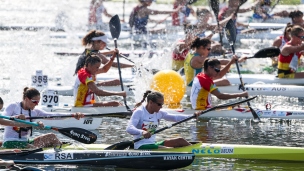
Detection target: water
<box><xmin>1</xmin><ymin>0</ymin><xmax>304</xmax><ymax>170</ymax></box>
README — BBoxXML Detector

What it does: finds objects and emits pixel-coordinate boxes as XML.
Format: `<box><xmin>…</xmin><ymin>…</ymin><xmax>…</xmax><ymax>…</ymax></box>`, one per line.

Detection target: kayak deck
<box><xmin>0</xmin><ymin>148</ymin><xmax>194</xmax><ymax>170</ymax></box>
<box><xmin>63</xmin><ymin>142</ymin><xmax>304</xmax><ymax>162</ymax></box>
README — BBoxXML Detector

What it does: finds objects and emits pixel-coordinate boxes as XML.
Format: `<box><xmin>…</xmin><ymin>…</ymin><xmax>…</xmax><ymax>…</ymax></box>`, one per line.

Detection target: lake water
<box><xmin>1</xmin><ymin>0</ymin><xmax>304</xmax><ymax>170</ymax></box>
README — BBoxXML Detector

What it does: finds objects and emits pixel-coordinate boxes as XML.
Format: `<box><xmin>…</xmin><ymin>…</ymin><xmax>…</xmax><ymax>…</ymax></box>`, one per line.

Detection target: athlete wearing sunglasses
<box><xmin>278</xmin><ymin>25</ymin><xmax>304</xmax><ymax>78</ymax></box>
<box><xmin>190</xmin><ymin>58</ymin><xmax>248</xmax><ymax>110</ymax></box>
<box><xmin>126</xmin><ymin>90</ymin><xmax>201</xmax><ymax>150</ymax></box>
<box><xmin>2</xmin><ymin>87</ymin><xmax>84</xmax><ymax>149</ymax></box>
<box><xmin>184</xmin><ymin>37</ymin><xmax>247</xmax><ymax>87</ymax></box>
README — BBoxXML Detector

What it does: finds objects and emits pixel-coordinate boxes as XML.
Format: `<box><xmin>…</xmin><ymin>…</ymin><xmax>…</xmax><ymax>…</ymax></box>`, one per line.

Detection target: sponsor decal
<box><xmin>192</xmin><ymin>146</ymin><xmax>234</xmax><ymax>155</ymax></box>
<box><xmin>105</xmin><ymin>152</ymin><xmax>151</xmax><ymax>157</ymax></box>
<box><xmin>163</xmin><ymin>155</ymin><xmax>193</xmax><ymax>160</ymax></box>
<box><xmin>83</xmin><ymin>118</ymin><xmax>93</xmax><ymax>124</ymax></box>
<box><xmin>256</xmin><ymin>110</ymin><xmax>263</xmax><ymax>117</ymax></box>
<box><xmin>44</xmin><ymin>153</ymin><xmax>73</xmax><ymax>160</ymax></box>
<box><xmin>69</xmin><ymin>130</ymin><xmax>91</xmax><ymax>142</ymax></box>
<box><xmin>271</xmin><ymin>87</ymin><xmax>286</xmax><ymax>91</ymax></box>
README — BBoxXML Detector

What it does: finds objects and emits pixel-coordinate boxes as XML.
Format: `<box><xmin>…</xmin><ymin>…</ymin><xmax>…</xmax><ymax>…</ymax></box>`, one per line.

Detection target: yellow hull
<box><xmin>64</xmin><ymin>142</ymin><xmax>304</xmax><ymax>161</ymax></box>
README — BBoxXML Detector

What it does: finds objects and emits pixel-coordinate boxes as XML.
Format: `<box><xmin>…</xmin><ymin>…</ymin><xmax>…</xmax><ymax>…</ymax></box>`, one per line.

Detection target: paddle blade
<box><xmin>57</xmin><ymin>127</ymin><xmax>97</xmax><ymax>144</ymax></box>
<box><xmin>224</xmin><ymin>19</ymin><xmax>237</xmax><ymax>45</ymax></box>
<box><xmin>104</xmin><ymin>141</ymin><xmax>133</xmax><ymax>150</ymax></box>
<box><xmin>249</xmin><ymin>47</ymin><xmax>280</xmax><ymax>59</ymax></box>
<box><xmin>209</xmin><ymin>0</ymin><xmax>220</xmax><ymax>16</ymax></box>
<box><xmin>109</xmin><ymin>15</ymin><xmax>121</xmax><ymax>39</ymax></box>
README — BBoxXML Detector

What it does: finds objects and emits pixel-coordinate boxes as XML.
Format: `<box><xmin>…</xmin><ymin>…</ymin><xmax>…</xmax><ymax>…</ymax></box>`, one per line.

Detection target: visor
<box><xmin>92</xmin><ymin>35</ymin><xmax>109</xmax><ymax>44</ymax></box>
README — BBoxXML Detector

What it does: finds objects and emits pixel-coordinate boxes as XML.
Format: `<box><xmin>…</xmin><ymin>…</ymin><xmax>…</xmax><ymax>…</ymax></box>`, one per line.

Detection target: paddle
<box><xmin>236</xmin><ymin>0</ymin><xmax>247</xmax><ymax>14</ymax></box>
<box><xmin>26</xmin><ymin>111</ymin><xmax>132</xmax><ymax>119</ymax></box>
<box><xmin>210</xmin><ymin>0</ymin><xmax>223</xmax><ymax>46</ymax></box>
<box><xmin>105</xmin><ymin>47</ymin><xmax>160</xmax><ymax>75</ymax></box>
<box><xmin>246</xmin><ymin>47</ymin><xmax>280</xmax><ymax>59</ymax></box>
<box><xmin>0</xmin><ymin>115</ymin><xmax>97</xmax><ymax>144</ymax></box>
<box><xmin>109</xmin><ymin>15</ymin><xmax>131</xmax><ymax>112</ymax></box>
<box><xmin>104</xmin><ymin>96</ymin><xmax>257</xmax><ymax>150</ymax></box>
<box><xmin>224</xmin><ymin>19</ymin><xmax>260</xmax><ymax>122</ymax></box>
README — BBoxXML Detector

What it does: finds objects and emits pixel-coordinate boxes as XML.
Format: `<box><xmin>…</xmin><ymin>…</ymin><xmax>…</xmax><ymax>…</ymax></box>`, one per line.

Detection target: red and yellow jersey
<box><xmin>73</xmin><ymin>68</ymin><xmax>95</xmax><ymax>107</ymax></box>
<box><xmin>190</xmin><ymin>73</ymin><xmax>218</xmax><ymax>110</ymax></box>
<box><xmin>278</xmin><ymin>42</ymin><xmax>301</xmax><ymax>71</ymax></box>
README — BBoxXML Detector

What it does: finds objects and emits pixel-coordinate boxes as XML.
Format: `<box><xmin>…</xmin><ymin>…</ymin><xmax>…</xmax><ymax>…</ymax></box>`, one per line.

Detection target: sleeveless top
<box><xmin>190</xmin><ymin>73</ymin><xmax>218</xmax><ymax>110</ymax></box>
<box><xmin>184</xmin><ymin>52</ymin><xmax>203</xmax><ymax>86</ymax></box>
<box><xmin>278</xmin><ymin>42</ymin><xmax>301</xmax><ymax>74</ymax></box>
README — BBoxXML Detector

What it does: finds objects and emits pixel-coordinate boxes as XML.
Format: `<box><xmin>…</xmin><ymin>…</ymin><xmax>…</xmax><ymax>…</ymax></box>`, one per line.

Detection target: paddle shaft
<box><xmin>26</xmin><ymin>112</ymin><xmax>132</xmax><ymax>119</ymax></box>
<box><xmin>230</xmin><ymin>44</ymin><xmax>261</xmax><ymax>121</ymax></box>
<box><xmin>114</xmin><ymin>39</ymin><xmax>129</xmax><ymax>111</ymax></box>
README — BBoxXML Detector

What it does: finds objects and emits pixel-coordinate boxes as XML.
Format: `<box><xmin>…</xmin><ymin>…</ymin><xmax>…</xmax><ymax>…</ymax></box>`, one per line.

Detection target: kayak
<box><xmin>38</xmin><ymin>117</ymin><xmax>102</xmax><ymax>130</ymax></box>
<box><xmin>0</xmin><ymin>148</ymin><xmax>194</xmax><ymax>170</ymax></box>
<box><xmin>186</xmin><ymin>84</ymin><xmax>304</xmax><ymax>98</ymax></box>
<box><xmin>226</xmin><ymin>73</ymin><xmax>304</xmax><ymax>85</ymax></box>
<box><xmin>44</xmin><ymin>84</ymin><xmax>134</xmax><ymax>96</ymax></box>
<box><xmin>63</xmin><ymin>142</ymin><xmax>304</xmax><ymax>161</ymax></box>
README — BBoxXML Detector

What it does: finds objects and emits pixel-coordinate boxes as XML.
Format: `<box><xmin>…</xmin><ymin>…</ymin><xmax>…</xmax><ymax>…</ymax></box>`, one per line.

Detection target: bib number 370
<box><xmin>41</xmin><ymin>90</ymin><xmax>59</xmax><ymax>106</ymax></box>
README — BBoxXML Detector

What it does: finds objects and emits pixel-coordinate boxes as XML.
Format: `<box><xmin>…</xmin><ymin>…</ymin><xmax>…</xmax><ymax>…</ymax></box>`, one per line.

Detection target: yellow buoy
<box><xmin>150</xmin><ymin>70</ymin><xmax>185</xmax><ymax>106</ymax></box>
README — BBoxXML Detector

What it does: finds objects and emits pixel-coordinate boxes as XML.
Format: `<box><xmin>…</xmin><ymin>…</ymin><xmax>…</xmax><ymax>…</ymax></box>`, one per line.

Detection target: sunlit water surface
<box><xmin>1</xmin><ymin>0</ymin><xmax>304</xmax><ymax>171</ymax></box>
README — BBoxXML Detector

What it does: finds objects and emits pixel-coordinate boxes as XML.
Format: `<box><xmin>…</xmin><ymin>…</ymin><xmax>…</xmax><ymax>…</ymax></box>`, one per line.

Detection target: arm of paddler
<box><xmin>87</xmin><ymin>81</ymin><xmax>126</xmax><ymax>97</ymax></box>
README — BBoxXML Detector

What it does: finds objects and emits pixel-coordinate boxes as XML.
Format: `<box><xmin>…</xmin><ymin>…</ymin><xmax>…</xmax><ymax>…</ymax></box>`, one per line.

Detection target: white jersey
<box><xmin>2</xmin><ymin>102</ymin><xmax>68</xmax><ymax>142</ymax></box>
<box><xmin>126</xmin><ymin>105</ymin><xmax>190</xmax><ymax>149</ymax></box>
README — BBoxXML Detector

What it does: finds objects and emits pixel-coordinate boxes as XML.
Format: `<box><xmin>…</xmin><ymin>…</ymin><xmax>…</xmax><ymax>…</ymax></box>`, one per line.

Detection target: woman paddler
<box><xmin>277</xmin><ymin>25</ymin><xmax>304</xmax><ymax>78</ymax></box>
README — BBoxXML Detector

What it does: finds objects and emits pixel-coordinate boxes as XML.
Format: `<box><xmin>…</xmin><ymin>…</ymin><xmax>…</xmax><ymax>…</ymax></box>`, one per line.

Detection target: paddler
<box><xmin>126</xmin><ymin>90</ymin><xmax>201</xmax><ymax>149</ymax></box>
<box><xmin>190</xmin><ymin>58</ymin><xmax>248</xmax><ymax>110</ymax></box>
<box><xmin>74</xmin><ymin>30</ymin><xmax>134</xmax><ymax>87</ymax></box>
<box><xmin>277</xmin><ymin>25</ymin><xmax>304</xmax><ymax>78</ymax></box>
<box><xmin>272</xmin><ymin>23</ymin><xmax>293</xmax><ymax>68</ymax></box>
<box><xmin>184</xmin><ymin>37</ymin><xmax>247</xmax><ymax>87</ymax></box>
<box><xmin>2</xmin><ymin>87</ymin><xmax>84</xmax><ymax>149</ymax></box>
<box><xmin>289</xmin><ymin>10</ymin><xmax>304</xmax><ymax>28</ymax></box>
<box><xmin>74</xmin><ymin>54</ymin><xmax>126</xmax><ymax>107</ymax></box>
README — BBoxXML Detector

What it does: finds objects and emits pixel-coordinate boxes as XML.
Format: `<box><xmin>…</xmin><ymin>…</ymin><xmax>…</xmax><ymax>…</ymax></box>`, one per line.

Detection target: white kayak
<box><xmin>49</xmin><ymin>31</ymin><xmax>131</xmax><ymax>40</ymax></box>
<box><xmin>38</xmin><ymin>105</ymin><xmax>304</xmax><ymax>119</ymax></box>
<box><xmin>45</xmin><ymin>84</ymin><xmax>134</xmax><ymax>96</ymax></box>
<box><xmin>186</xmin><ymin>84</ymin><xmax>304</xmax><ymax>98</ymax></box>
<box><xmin>226</xmin><ymin>73</ymin><xmax>304</xmax><ymax>85</ymax></box>
<box><xmin>38</xmin><ymin>117</ymin><xmax>102</xmax><ymax>130</ymax></box>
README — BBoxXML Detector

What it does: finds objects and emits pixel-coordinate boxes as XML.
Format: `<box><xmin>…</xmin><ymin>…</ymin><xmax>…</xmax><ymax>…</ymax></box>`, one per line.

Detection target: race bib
<box><xmin>32</xmin><ymin>70</ymin><xmax>48</xmax><ymax>87</ymax></box>
<box><xmin>41</xmin><ymin>90</ymin><xmax>59</xmax><ymax>106</ymax></box>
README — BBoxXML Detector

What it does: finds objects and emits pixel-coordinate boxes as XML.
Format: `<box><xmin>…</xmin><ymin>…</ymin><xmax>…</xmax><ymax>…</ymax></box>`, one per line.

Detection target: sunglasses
<box><xmin>206</xmin><ymin>47</ymin><xmax>211</xmax><ymax>51</ymax></box>
<box><xmin>154</xmin><ymin>101</ymin><xmax>163</xmax><ymax>107</ymax></box>
<box><xmin>211</xmin><ymin>67</ymin><xmax>221</xmax><ymax>73</ymax></box>
<box><xmin>297</xmin><ymin>35</ymin><xmax>304</xmax><ymax>39</ymax></box>
<box><xmin>30</xmin><ymin>99</ymin><xmax>39</xmax><ymax>104</ymax></box>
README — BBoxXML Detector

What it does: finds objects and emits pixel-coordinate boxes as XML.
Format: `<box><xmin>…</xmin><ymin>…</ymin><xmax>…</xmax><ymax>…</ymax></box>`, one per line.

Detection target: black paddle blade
<box><xmin>109</xmin><ymin>15</ymin><xmax>121</xmax><ymax>39</ymax></box>
<box><xmin>252</xmin><ymin>47</ymin><xmax>280</xmax><ymax>58</ymax></box>
<box><xmin>58</xmin><ymin>127</ymin><xmax>97</xmax><ymax>144</ymax></box>
<box><xmin>104</xmin><ymin>140</ymin><xmax>133</xmax><ymax>150</ymax></box>
<box><xmin>225</xmin><ymin>19</ymin><xmax>237</xmax><ymax>45</ymax></box>
<box><xmin>210</xmin><ymin>0</ymin><xmax>220</xmax><ymax>15</ymax></box>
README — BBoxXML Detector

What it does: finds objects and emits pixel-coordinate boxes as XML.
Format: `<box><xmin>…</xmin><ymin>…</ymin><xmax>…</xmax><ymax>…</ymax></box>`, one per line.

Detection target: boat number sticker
<box><xmin>105</xmin><ymin>151</ymin><xmax>151</xmax><ymax>157</ymax></box>
<box><xmin>31</xmin><ymin>70</ymin><xmax>48</xmax><ymax>87</ymax></box>
<box><xmin>192</xmin><ymin>146</ymin><xmax>234</xmax><ymax>155</ymax></box>
<box><xmin>163</xmin><ymin>155</ymin><xmax>193</xmax><ymax>160</ymax></box>
<box><xmin>44</xmin><ymin>152</ymin><xmax>74</xmax><ymax>160</ymax></box>
<box><xmin>41</xmin><ymin>90</ymin><xmax>59</xmax><ymax>106</ymax></box>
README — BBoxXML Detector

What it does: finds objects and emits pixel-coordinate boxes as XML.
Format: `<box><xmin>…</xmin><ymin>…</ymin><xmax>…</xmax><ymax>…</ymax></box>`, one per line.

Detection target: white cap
<box><xmin>92</xmin><ymin>35</ymin><xmax>109</xmax><ymax>44</ymax></box>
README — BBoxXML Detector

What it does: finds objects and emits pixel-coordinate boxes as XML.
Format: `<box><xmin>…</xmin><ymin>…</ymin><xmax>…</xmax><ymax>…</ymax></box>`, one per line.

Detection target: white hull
<box><xmin>186</xmin><ymin>84</ymin><xmax>304</xmax><ymax>98</ymax></box>
<box><xmin>164</xmin><ymin>108</ymin><xmax>304</xmax><ymax>119</ymax></box>
<box><xmin>226</xmin><ymin>73</ymin><xmax>304</xmax><ymax>85</ymax></box>
<box><xmin>46</xmin><ymin>84</ymin><xmax>134</xmax><ymax>96</ymax></box>
<box><xmin>38</xmin><ymin>117</ymin><xmax>102</xmax><ymax>130</ymax></box>
<box><xmin>38</xmin><ymin>105</ymin><xmax>304</xmax><ymax>119</ymax></box>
